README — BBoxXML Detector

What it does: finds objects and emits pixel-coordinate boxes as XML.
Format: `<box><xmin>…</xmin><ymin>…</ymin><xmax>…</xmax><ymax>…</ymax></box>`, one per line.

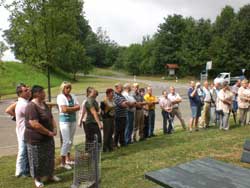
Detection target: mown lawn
<box><xmin>0</xmin><ymin>62</ymin><xmax>70</xmax><ymax>96</ymax></box>
<box><xmin>1</xmin><ymin>123</ymin><xmax>250</xmax><ymax>188</ymax></box>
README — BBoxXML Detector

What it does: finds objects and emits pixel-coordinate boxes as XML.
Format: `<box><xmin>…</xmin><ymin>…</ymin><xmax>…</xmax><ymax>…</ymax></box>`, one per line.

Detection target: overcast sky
<box><xmin>1</xmin><ymin>0</ymin><xmax>249</xmax><ymax>61</ymax></box>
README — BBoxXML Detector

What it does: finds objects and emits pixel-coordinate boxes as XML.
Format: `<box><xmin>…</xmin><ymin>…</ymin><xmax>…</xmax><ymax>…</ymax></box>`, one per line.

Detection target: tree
<box><xmin>208</xmin><ymin>6</ymin><xmax>236</xmax><ymax>75</ymax></box>
<box><xmin>0</xmin><ymin>41</ymin><xmax>8</xmax><ymax>62</ymax></box>
<box><xmin>154</xmin><ymin>14</ymin><xmax>187</xmax><ymax>74</ymax></box>
<box><xmin>0</xmin><ymin>41</ymin><xmax>8</xmax><ymax>71</ymax></box>
<box><xmin>123</xmin><ymin>44</ymin><xmax>143</xmax><ymax>75</ymax></box>
<box><xmin>4</xmin><ymin>0</ymin><xmax>91</xmax><ymax>99</ymax></box>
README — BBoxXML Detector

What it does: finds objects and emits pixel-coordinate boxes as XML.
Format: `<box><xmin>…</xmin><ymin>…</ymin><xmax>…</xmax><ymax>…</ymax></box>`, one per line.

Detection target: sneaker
<box><xmin>65</xmin><ymin>160</ymin><xmax>75</xmax><ymax>165</ymax></box>
<box><xmin>60</xmin><ymin>164</ymin><xmax>72</xmax><ymax>170</ymax></box>
<box><xmin>50</xmin><ymin>175</ymin><xmax>61</xmax><ymax>182</ymax></box>
<box><xmin>35</xmin><ymin>179</ymin><xmax>44</xmax><ymax>188</ymax></box>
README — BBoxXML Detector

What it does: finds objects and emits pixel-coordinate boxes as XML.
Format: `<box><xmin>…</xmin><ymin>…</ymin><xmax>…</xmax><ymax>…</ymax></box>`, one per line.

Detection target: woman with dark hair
<box><xmin>100</xmin><ymin>88</ymin><xmax>115</xmax><ymax>152</ymax></box>
<box><xmin>84</xmin><ymin>87</ymin><xmax>102</xmax><ymax>146</ymax></box>
<box><xmin>25</xmin><ymin>85</ymin><xmax>60</xmax><ymax>188</ymax></box>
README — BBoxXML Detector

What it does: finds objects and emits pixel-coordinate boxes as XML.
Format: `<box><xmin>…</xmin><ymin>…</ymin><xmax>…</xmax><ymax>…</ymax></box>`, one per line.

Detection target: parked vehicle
<box><xmin>214</xmin><ymin>72</ymin><xmax>244</xmax><ymax>85</ymax></box>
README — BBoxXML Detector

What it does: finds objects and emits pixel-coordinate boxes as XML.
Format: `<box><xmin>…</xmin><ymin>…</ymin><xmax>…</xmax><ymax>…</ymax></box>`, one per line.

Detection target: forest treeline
<box><xmin>3</xmin><ymin>1</ymin><xmax>250</xmax><ymax>78</ymax></box>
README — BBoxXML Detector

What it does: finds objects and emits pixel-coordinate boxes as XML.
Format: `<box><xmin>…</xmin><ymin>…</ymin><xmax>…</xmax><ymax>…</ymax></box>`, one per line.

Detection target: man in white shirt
<box><xmin>238</xmin><ymin>80</ymin><xmax>250</xmax><ymax>126</ymax></box>
<box><xmin>168</xmin><ymin>86</ymin><xmax>186</xmax><ymax>130</ymax></box>
<box><xmin>15</xmin><ymin>83</ymin><xmax>31</xmax><ymax>177</ymax></box>
<box><xmin>159</xmin><ymin>90</ymin><xmax>173</xmax><ymax>134</ymax></box>
<box><xmin>122</xmin><ymin>83</ymin><xmax>136</xmax><ymax>144</ymax></box>
<box><xmin>200</xmin><ymin>81</ymin><xmax>212</xmax><ymax>128</ymax></box>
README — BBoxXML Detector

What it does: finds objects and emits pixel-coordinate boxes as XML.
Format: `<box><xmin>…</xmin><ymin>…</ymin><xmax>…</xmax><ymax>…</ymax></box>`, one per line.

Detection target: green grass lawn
<box><xmin>0</xmin><ymin>63</ymin><xmax>124</xmax><ymax>100</ymax></box>
<box><xmin>0</xmin><ymin>62</ymin><xmax>71</xmax><ymax>97</ymax></box>
<box><xmin>89</xmin><ymin>67</ymin><xmax>127</xmax><ymax>77</ymax></box>
<box><xmin>1</xmin><ymin>124</ymin><xmax>250</xmax><ymax>188</ymax></box>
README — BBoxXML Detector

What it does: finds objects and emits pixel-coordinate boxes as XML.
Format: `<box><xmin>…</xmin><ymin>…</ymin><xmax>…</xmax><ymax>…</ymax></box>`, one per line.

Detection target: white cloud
<box><xmin>1</xmin><ymin>0</ymin><xmax>250</xmax><ymax>60</ymax></box>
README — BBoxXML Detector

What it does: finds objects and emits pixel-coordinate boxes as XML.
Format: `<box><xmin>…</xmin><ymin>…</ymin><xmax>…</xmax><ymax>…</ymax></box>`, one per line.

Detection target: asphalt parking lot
<box><xmin>0</xmin><ymin>78</ymin><xmax>191</xmax><ymax>157</ymax></box>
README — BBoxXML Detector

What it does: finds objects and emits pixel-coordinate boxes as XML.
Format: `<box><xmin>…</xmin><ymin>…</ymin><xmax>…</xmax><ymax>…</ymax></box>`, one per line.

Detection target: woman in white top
<box><xmin>57</xmin><ymin>81</ymin><xmax>80</xmax><ymax>170</ymax></box>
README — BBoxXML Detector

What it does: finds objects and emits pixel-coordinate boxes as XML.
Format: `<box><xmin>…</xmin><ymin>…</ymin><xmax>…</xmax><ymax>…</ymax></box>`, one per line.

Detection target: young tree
<box><xmin>4</xmin><ymin>0</ymin><xmax>91</xmax><ymax>99</ymax></box>
<box><xmin>0</xmin><ymin>41</ymin><xmax>8</xmax><ymax>71</ymax></box>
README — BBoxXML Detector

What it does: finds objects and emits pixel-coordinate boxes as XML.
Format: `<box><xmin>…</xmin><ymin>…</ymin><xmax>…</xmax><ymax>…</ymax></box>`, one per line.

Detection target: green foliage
<box><xmin>85</xmin><ymin>27</ymin><xmax>120</xmax><ymax>68</ymax></box>
<box><xmin>4</xmin><ymin>0</ymin><xmax>91</xmax><ymax>77</ymax></box>
<box><xmin>115</xmin><ymin>4</ymin><xmax>250</xmax><ymax>77</ymax></box>
<box><xmin>0</xmin><ymin>41</ymin><xmax>8</xmax><ymax>71</ymax></box>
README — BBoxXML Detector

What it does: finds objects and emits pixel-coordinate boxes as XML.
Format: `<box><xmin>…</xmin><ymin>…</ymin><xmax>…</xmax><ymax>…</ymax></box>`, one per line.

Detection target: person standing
<box><xmin>85</xmin><ymin>88</ymin><xmax>103</xmax><ymax>146</ymax></box>
<box><xmin>168</xmin><ymin>86</ymin><xmax>186</xmax><ymax>130</ymax></box>
<box><xmin>159</xmin><ymin>90</ymin><xmax>173</xmax><ymax>134</ymax></box>
<box><xmin>113</xmin><ymin>83</ymin><xmax>128</xmax><ymax>147</ymax></box>
<box><xmin>217</xmin><ymin>82</ymin><xmax>233</xmax><ymax>130</ymax></box>
<box><xmin>200</xmin><ymin>81</ymin><xmax>212</xmax><ymax>128</ymax></box>
<box><xmin>14</xmin><ymin>83</ymin><xmax>31</xmax><ymax>177</ymax></box>
<box><xmin>132</xmin><ymin>83</ymin><xmax>146</xmax><ymax>141</ymax></box>
<box><xmin>100</xmin><ymin>88</ymin><xmax>115</xmax><ymax>152</ymax></box>
<box><xmin>122</xmin><ymin>83</ymin><xmax>136</xmax><ymax>144</ymax></box>
<box><xmin>188</xmin><ymin>81</ymin><xmax>202</xmax><ymax>132</ymax></box>
<box><xmin>144</xmin><ymin>86</ymin><xmax>158</xmax><ymax>137</ymax></box>
<box><xmin>213</xmin><ymin>82</ymin><xmax>221</xmax><ymax>126</ymax></box>
<box><xmin>57</xmin><ymin>81</ymin><xmax>80</xmax><ymax>170</ymax></box>
<box><xmin>78</xmin><ymin>87</ymin><xmax>93</xmax><ymax>128</ymax></box>
<box><xmin>238</xmin><ymin>80</ymin><xmax>250</xmax><ymax>126</ymax></box>
<box><xmin>25</xmin><ymin>85</ymin><xmax>60</xmax><ymax>188</ymax></box>
<box><xmin>231</xmin><ymin>80</ymin><xmax>241</xmax><ymax>115</ymax></box>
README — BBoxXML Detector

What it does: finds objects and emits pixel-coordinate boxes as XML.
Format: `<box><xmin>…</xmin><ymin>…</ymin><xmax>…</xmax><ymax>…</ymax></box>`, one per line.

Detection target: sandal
<box><xmin>35</xmin><ymin>179</ymin><xmax>44</xmax><ymax>188</ymax></box>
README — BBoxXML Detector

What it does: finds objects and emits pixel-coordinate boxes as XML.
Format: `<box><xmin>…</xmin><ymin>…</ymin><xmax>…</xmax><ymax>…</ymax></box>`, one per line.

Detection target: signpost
<box><xmin>200</xmin><ymin>61</ymin><xmax>212</xmax><ymax>83</ymax></box>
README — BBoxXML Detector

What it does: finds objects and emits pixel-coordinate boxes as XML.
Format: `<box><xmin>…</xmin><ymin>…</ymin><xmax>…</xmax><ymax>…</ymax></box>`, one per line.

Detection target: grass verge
<box><xmin>1</xmin><ymin>123</ymin><xmax>250</xmax><ymax>188</ymax></box>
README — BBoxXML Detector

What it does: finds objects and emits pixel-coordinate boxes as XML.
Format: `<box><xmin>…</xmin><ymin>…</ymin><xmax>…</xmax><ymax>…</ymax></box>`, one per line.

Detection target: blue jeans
<box><xmin>125</xmin><ymin>111</ymin><xmax>134</xmax><ymax>144</ymax></box>
<box><xmin>162</xmin><ymin>111</ymin><xmax>173</xmax><ymax>134</ymax></box>
<box><xmin>148</xmin><ymin>110</ymin><xmax>155</xmax><ymax>136</ymax></box>
<box><xmin>16</xmin><ymin>139</ymin><xmax>29</xmax><ymax>176</ymax></box>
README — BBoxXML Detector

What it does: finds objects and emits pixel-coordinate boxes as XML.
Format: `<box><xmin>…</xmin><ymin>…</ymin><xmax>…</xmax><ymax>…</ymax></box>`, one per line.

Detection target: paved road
<box><xmin>0</xmin><ymin>76</ymin><xmax>191</xmax><ymax>157</ymax></box>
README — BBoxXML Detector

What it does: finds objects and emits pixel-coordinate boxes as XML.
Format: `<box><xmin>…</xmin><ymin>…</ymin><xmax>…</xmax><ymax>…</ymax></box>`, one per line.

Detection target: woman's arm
<box><xmin>51</xmin><ymin>118</ymin><xmax>57</xmax><ymax>136</ymax></box>
<box><xmin>61</xmin><ymin>104</ymin><xmax>80</xmax><ymax>113</ymax></box>
<box><xmin>5</xmin><ymin>102</ymin><xmax>16</xmax><ymax>117</ymax></box>
<box><xmin>90</xmin><ymin>107</ymin><xmax>103</xmax><ymax>129</ymax></box>
<box><xmin>29</xmin><ymin>120</ymin><xmax>55</xmax><ymax>137</ymax></box>
<box><xmin>78</xmin><ymin>103</ymin><xmax>86</xmax><ymax>127</ymax></box>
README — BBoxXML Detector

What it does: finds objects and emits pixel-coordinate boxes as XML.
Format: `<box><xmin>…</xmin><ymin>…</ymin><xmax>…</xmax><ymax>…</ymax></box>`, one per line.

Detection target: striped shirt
<box><xmin>114</xmin><ymin>92</ymin><xmax>127</xmax><ymax>117</ymax></box>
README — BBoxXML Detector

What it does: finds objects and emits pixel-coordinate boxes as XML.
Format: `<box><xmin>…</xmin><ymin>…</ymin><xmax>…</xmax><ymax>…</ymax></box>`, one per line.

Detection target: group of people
<box><xmin>5</xmin><ymin>84</ymin><xmax>60</xmax><ymax>188</ymax></box>
<box><xmin>188</xmin><ymin>79</ymin><xmax>250</xmax><ymax>132</ymax></box>
<box><xmin>5</xmin><ymin>78</ymin><xmax>250</xmax><ymax>187</ymax></box>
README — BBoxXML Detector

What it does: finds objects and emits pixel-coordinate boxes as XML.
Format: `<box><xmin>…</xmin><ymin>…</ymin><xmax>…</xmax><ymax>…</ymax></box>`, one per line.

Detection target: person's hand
<box><xmin>53</xmin><ymin>128</ymin><xmax>57</xmax><ymax>136</ymax></box>
<box><xmin>195</xmin><ymin>82</ymin><xmax>200</xmax><ymax>89</ymax></box>
<box><xmin>48</xmin><ymin>131</ymin><xmax>56</xmax><ymax>137</ymax></box>
<box><xmin>98</xmin><ymin>122</ymin><xmax>103</xmax><ymax>129</ymax></box>
<box><xmin>78</xmin><ymin>123</ymin><xmax>82</xmax><ymax>127</ymax></box>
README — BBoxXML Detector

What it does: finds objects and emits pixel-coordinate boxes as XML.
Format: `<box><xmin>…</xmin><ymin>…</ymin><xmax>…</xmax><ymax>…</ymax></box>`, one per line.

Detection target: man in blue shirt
<box><xmin>188</xmin><ymin>81</ymin><xmax>202</xmax><ymax>132</ymax></box>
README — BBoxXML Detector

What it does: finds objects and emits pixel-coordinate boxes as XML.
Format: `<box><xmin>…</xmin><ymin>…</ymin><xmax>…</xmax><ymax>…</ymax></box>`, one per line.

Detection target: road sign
<box><xmin>206</xmin><ymin>61</ymin><xmax>212</xmax><ymax>70</ymax></box>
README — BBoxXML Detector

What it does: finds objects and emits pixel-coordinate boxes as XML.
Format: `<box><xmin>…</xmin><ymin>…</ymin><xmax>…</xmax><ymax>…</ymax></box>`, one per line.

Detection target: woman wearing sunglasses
<box><xmin>57</xmin><ymin>81</ymin><xmax>80</xmax><ymax>170</ymax></box>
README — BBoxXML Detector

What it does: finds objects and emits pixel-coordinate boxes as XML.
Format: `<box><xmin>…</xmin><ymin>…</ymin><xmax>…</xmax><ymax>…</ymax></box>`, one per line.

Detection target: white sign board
<box><xmin>206</xmin><ymin>61</ymin><xmax>212</xmax><ymax>70</ymax></box>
